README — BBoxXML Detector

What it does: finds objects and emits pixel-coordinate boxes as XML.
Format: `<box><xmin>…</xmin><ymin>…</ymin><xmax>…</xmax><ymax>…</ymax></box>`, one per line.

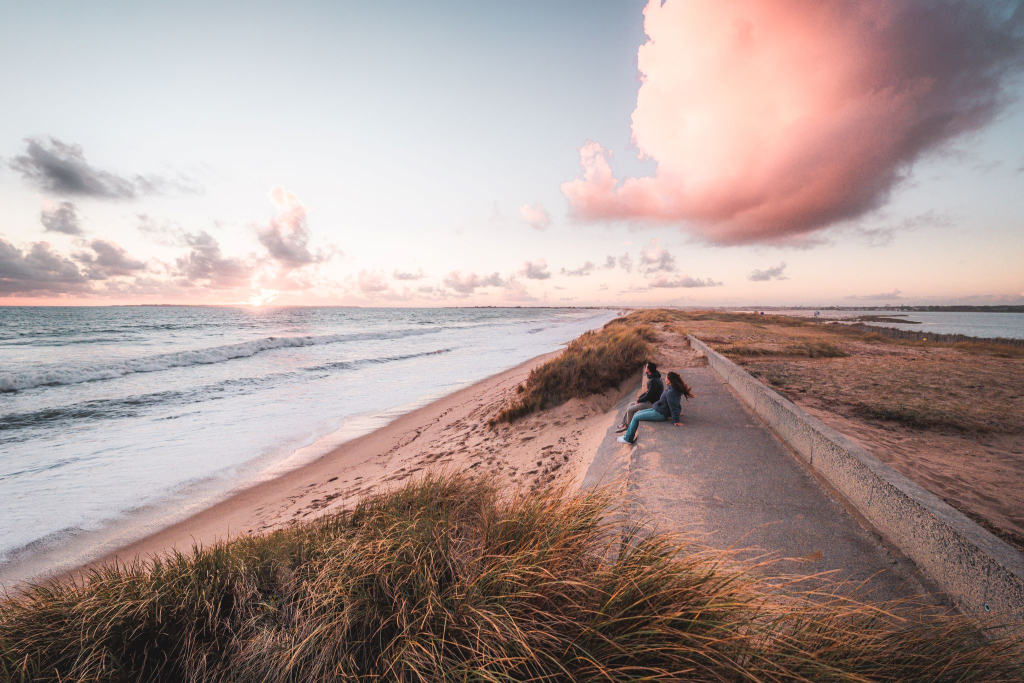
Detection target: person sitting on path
<box><xmin>617</xmin><ymin>371</ymin><xmax>694</xmax><ymax>445</ymax></box>
<box><xmin>614</xmin><ymin>361</ymin><xmax>663</xmax><ymax>433</ymax></box>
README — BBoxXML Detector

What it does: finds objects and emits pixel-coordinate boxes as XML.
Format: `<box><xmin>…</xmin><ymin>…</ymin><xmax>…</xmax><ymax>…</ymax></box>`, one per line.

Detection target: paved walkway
<box><xmin>584</xmin><ymin>367</ymin><xmax>937</xmax><ymax>602</ymax></box>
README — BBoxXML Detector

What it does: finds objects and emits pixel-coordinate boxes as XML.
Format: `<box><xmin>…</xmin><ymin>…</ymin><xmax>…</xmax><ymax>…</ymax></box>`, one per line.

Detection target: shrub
<box><xmin>490</xmin><ymin>321</ymin><xmax>656</xmax><ymax>424</ymax></box>
<box><xmin>1</xmin><ymin>474</ymin><xmax>1020</xmax><ymax>682</ymax></box>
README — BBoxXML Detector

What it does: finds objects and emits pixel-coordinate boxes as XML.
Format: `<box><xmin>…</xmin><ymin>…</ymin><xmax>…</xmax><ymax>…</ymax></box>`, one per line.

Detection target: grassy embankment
<box><xmin>490</xmin><ymin>316</ymin><xmax>657</xmax><ymax>424</ymax></box>
<box><xmin>2</xmin><ymin>474</ymin><xmax>1021</xmax><ymax>682</ymax></box>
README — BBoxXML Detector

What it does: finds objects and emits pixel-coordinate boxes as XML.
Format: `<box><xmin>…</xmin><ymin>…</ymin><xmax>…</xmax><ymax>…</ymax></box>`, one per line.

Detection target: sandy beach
<box><xmin>79</xmin><ymin>347</ymin><xmax>633</xmax><ymax>576</ymax></box>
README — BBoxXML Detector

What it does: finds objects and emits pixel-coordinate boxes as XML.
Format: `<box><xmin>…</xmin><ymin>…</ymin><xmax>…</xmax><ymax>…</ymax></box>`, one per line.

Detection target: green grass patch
<box><xmin>491</xmin><ymin>320</ymin><xmax>656</xmax><ymax>424</ymax></box>
<box><xmin>1</xmin><ymin>474</ymin><xmax>1019</xmax><ymax>682</ymax></box>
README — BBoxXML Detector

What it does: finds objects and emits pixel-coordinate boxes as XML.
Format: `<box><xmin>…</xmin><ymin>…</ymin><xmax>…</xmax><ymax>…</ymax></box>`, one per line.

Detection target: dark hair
<box><xmin>646</xmin><ymin>361</ymin><xmax>658</xmax><ymax>372</ymax></box>
<box><xmin>666</xmin><ymin>371</ymin><xmax>694</xmax><ymax>400</ymax></box>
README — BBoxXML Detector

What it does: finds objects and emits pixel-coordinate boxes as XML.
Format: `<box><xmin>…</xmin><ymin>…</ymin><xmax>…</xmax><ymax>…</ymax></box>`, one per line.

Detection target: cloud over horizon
<box><xmin>256</xmin><ymin>187</ymin><xmax>328</xmax><ymax>271</ymax></box>
<box><xmin>520</xmin><ymin>259</ymin><xmax>551</xmax><ymax>280</ymax></box>
<box><xmin>519</xmin><ymin>203</ymin><xmax>552</xmax><ymax>230</ymax></box>
<box><xmin>847</xmin><ymin>288</ymin><xmax>904</xmax><ymax>300</ymax></box>
<box><xmin>561</xmin><ymin>261</ymin><xmax>595</xmax><ymax>277</ymax></box>
<box><xmin>748</xmin><ymin>262</ymin><xmax>788</xmax><ymax>281</ymax></box>
<box><xmin>393</xmin><ymin>268</ymin><xmax>425</xmax><ymax>281</ymax></box>
<box><xmin>40</xmin><ymin>201</ymin><xmax>83</xmax><ymax>235</ymax></box>
<box><xmin>0</xmin><ymin>238</ymin><xmax>87</xmax><ymax>295</ymax></box>
<box><xmin>638</xmin><ymin>238</ymin><xmax>676</xmax><ymax>273</ymax></box>
<box><xmin>649</xmin><ymin>274</ymin><xmax>722</xmax><ymax>288</ymax></box>
<box><xmin>11</xmin><ymin>137</ymin><xmax>199</xmax><ymax>199</ymax></box>
<box><xmin>174</xmin><ymin>231</ymin><xmax>253</xmax><ymax>289</ymax></box>
<box><xmin>562</xmin><ymin>0</ymin><xmax>1024</xmax><ymax>244</ymax></box>
<box><xmin>442</xmin><ymin>270</ymin><xmax>507</xmax><ymax>294</ymax></box>
<box><xmin>74</xmin><ymin>239</ymin><xmax>147</xmax><ymax>279</ymax></box>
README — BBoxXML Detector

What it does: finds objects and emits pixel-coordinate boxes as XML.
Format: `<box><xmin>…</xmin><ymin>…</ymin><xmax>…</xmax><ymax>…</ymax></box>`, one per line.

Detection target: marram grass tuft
<box><xmin>491</xmin><ymin>318</ymin><xmax>657</xmax><ymax>425</ymax></box>
<box><xmin>1</xmin><ymin>474</ymin><xmax>1021</xmax><ymax>682</ymax></box>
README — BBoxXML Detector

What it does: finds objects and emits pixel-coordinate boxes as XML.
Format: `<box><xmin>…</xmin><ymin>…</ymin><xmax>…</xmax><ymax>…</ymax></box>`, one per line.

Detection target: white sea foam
<box><xmin>0</xmin><ymin>327</ymin><xmax>443</xmax><ymax>392</ymax></box>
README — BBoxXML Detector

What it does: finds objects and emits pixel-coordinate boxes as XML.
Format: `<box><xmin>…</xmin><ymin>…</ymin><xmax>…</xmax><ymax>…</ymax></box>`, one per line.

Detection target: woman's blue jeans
<box><xmin>624</xmin><ymin>408</ymin><xmax>666</xmax><ymax>442</ymax></box>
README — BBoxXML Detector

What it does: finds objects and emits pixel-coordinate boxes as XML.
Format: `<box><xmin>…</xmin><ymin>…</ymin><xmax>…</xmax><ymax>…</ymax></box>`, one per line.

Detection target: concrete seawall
<box><xmin>688</xmin><ymin>335</ymin><xmax>1024</xmax><ymax>624</ymax></box>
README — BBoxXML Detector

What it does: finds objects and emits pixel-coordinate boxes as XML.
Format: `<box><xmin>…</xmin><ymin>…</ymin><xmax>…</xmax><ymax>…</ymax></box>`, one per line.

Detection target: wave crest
<box><xmin>0</xmin><ymin>328</ymin><xmax>443</xmax><ymax>393</ymax></box>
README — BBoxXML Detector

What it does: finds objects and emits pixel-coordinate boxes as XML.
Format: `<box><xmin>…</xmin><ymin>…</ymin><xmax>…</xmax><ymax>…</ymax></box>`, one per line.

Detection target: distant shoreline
<box><xmin>2</xmin><ymin>304</ymin><xmax>1022</xmax><ymax>312</ymax></box>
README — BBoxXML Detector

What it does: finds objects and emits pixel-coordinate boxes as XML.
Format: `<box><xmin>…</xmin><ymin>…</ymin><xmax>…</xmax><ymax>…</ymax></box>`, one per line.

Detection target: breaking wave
<box><xmin>0</xmin><ymin>348</ymin><xmax>453</xmax><ymax>440</ymax></box>
<box><xmin>0</xmin><ymin>328</ymin><xmax>444</xmax><ymax>393</ymax></box>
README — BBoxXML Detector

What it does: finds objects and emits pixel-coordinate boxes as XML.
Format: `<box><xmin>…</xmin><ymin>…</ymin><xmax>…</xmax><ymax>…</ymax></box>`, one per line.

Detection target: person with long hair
<box><xmin>618</xmin><ymin>371</ymin><xmax>693</xmax><ymax>445</ymax></box>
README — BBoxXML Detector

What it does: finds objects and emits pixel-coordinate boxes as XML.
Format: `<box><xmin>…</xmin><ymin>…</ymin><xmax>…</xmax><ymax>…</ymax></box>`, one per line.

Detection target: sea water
<box><xmin>0</xmin><ymin>306</ymin><xmax>616</xmax><ymax>584</ymax></box>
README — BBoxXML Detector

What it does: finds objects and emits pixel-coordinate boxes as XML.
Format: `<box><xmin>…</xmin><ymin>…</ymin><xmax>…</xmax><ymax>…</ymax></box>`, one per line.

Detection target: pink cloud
<box><xmin>562</xmin><ymin>0</ymin><xmax>1024</xmax><ymax>244</ymax></box>
<box><xmin>257</xmin><ymin>187</ymin><xmax>328</xmax><ymax>269</ymax></box>
<box><xmin>649</xmin><ymin>274</ymin><xmax>722</xmax><ymax>288</ymax></box>
<box><xmin>73</xmin><ymin>239</ymin><xmax>147</xmax><ymax>279</ymax></box>
<box><xmin>519</xmin><ymin>203</ymin><xmax>552</xmax><ymax>230</ymax></box>
<box><xmin>638</xmin><ymin>238</ymin><xmax>675</xmax><ymax>273</ymax></box>
<box><xmin>357</xmin><ymin>269</ymin><xmax>390</xmax><ymax>294</ymax></box>
<box><xmin>500</xmin><ymin>280</ymin><xmax>539</xmax><ymax>303</ymax></box>
<box><xmin>0</xmin><ymin>238</ymin><xmax>87</xmax><ymax>296</ymax></box>
<box><xmin>519</xmin><ymin>259</ymin><xmax>551</xmax><ymax>280</ymax></box>
<box><xmin>442</xmin><ymin>270</ymin><xmax>507</xmax><ymax>294</ymax></box>
<box><xmin>175</xmin><ymin>231</ymin><xmax>253</xmax><ymax>289</ymax></box>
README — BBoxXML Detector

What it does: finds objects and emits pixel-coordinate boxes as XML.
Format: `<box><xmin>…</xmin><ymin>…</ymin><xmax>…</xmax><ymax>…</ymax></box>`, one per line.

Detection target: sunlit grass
<box><xmin>1</xmin><ymin>474</ymin><xmax>1019</xmax><ymax>682</ymax></box>
<box><xmin>490</xmin><ymin>317</ymin><xmax>657</xmax><ymax>424</ymax></box>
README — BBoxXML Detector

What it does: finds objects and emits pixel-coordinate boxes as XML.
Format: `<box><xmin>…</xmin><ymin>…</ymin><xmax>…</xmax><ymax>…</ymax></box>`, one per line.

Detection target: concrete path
<box><xmin>584</xmin><ymin>366</ymin><xmax>937</xmax><ymax>602</ymax></box>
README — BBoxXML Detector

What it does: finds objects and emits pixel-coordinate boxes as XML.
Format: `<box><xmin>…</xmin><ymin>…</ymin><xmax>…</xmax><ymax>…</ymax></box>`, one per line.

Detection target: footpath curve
<box><xmin>583</xmin><ymin>365</ymin><xmax>934</xmax><ymax>604</ymax></box>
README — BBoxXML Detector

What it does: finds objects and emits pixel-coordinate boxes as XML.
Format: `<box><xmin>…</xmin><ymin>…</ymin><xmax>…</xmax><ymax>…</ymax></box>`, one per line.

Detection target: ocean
<box><xmin>0</xmin><ymin>306</ymin><xmax>617</xmax><ymax>584</ymax></box>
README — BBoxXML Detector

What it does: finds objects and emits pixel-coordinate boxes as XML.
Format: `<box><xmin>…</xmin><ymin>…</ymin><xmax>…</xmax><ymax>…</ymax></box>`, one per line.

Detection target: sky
<box><xmin>1</xmin><ymin>0</ymin><xmax>1023</xmax><ymax>308</ymax></box>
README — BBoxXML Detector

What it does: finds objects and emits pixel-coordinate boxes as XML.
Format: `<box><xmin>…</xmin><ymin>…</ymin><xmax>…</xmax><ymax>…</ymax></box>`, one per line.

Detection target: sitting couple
<box><xmin>616</xmin><ymin>362</ymin><xmax>693</xmax><ymax>445</ymax></box>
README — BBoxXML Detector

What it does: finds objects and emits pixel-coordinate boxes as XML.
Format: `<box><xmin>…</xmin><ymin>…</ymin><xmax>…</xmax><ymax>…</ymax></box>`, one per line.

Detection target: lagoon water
<box><xmin>775</xmin><ymin>309</ymin><xmax>1024</xmax><ymax>340</ymax></box>
<box><xmin>0</xmin><ymin>306</ymin><xmax>616</xmax><ymax>583</ymax></box>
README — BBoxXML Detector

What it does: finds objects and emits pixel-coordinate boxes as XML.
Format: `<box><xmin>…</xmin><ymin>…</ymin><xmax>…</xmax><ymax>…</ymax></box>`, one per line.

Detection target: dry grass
<box><xmin>675</xmin><ymin>311</ymin><xmax>1024</xmax><ymax>435</ymax></box>
<box><xmin>1</xmin><ymin>474</ymin><xmax>1020</xmax><ymax>682</ymax></box>
<box><xmin>490</xmin><ymin>318</ymin><xmax>656</xmax><ymax>424</ymax></box>
<box><xmin>726</xmin><ymin>341</ymin><xmax>848</xmax><ymax>359</ymax></box>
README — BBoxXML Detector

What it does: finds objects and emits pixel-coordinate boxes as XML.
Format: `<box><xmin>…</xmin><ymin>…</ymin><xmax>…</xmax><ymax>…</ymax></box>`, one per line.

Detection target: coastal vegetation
<box><xmin>490</xmin><ymin>317</ymin><xmax>656</xmax><ymax>424</ymax></box>
<box><xmin>1</xmin><ymin>474</ymin><xmax>1020</xmax><ymax>682</ymax></box>
<box><xmin>679</xmin><ymin>312</ymin><xmax>1024</xmax><ymax>435</ymax></box>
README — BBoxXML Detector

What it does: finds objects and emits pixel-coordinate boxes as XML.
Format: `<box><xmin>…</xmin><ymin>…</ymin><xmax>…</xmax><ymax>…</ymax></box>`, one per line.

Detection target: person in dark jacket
<box><xmin>618</xmin><ymin>371</ymin><xmax>693</xmax><ymax>445</ymax></box>
<box><xmin>615</xmin><ymin>362</ymin><xmax>663</xmax><ymax>433</ymax></box>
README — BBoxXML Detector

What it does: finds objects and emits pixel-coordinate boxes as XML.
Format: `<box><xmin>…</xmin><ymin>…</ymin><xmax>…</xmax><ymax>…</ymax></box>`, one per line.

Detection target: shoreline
<box><xmin>73</xmin><ymin>350</ymin><xmax>558</xmax><ymax>578</ymax></box>
<box><xmin>40</xmin><ymin>345</ymin><xmax>626</xmax><ymax>586</ymax></box>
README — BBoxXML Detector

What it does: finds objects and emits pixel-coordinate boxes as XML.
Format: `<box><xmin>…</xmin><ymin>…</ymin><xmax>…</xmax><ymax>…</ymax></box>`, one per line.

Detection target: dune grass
<box><xmin>490</xmin><ymin>318</ymin><xmax>657</xmax><ymax>424</ymax></box>
<box><xmin>1</xmin><ymin>474</ymin><xmax>1020</xmax><ymax>682</ymax></box>
<box><xmin>724</xmin><ymin>341</ymin><xmax>849</xmax><ymax>359</ymax></box>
